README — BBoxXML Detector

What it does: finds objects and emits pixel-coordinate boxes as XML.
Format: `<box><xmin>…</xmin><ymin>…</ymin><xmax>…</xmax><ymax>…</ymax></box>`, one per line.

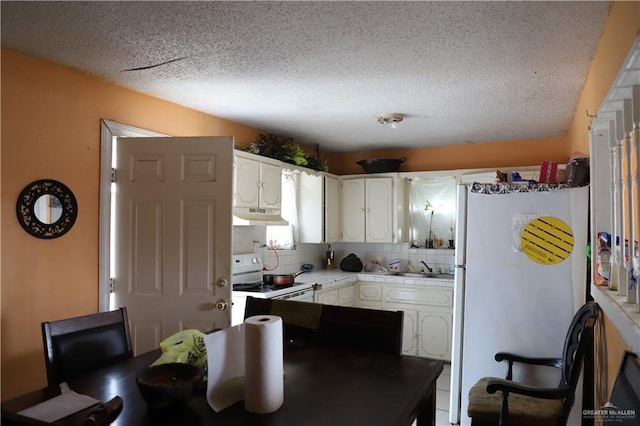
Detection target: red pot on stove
<box><xmin>265</xmin><ymin>271</ymin><xmax>305</xmax><ymax>286</ymax></box>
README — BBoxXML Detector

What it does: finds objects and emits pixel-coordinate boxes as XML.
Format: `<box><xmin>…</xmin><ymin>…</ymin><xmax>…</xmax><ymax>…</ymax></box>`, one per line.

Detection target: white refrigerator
<box><xmin>449</xmin><ymin>184</ymin><xmax>589</xmax><ymax>425</ymax></box>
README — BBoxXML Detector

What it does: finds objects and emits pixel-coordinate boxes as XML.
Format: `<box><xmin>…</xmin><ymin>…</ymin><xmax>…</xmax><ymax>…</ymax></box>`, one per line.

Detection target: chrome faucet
<box><xmin>420</xmin><ymin>260</ymin><xmax>433</xmax><ymax>273</ymax></box>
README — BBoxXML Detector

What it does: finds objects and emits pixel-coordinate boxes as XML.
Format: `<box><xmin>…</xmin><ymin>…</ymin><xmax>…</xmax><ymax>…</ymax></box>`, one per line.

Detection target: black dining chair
<box><xmin>244</xmin><ymin>297</ymin><xmax>322</xmax><ymax>344</ymax></box>
<box><xmin>467</xmin><ymin>301</ymin><xmax>600</xmax><ymax>426</ymax></box>
<box><xmin>244</xmin><ymin>297</ymin><xmax>404</xmax><ymax>355</ymax></box>
<box><xmin>41</xmin><ymin>307</ymin><xmax>133</xmax><ymax>386</ymax></box>
<box><xmin>244</xmin><ymin>296</ymin><xmax>273</xmax><ymax>318</ymax></box>
<box><xmin>317</xmin><ymin>304</ymin><xmax>404</xmax><ymax>355</ymax></box>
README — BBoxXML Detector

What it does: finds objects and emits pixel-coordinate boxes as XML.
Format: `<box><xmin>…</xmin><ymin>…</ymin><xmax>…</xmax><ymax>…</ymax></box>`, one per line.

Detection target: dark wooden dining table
<box><xmin>2</xmin><ymin>344</ymin><xmax>443</xmax><ymax>426</ymax></box>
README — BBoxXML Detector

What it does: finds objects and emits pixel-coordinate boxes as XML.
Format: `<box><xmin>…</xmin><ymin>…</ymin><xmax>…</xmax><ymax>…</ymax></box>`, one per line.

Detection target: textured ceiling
<box><xmin>1</xmin><ymin>1</ymin><xmax>611</xmax><ymax>153</ymax></box>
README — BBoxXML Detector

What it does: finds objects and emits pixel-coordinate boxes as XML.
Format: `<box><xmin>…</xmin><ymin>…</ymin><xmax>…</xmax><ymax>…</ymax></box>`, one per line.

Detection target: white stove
<box><xmin>231</xmin><ymin>253</ymin><xmax>314</xmax><ymax>325</ymax></box>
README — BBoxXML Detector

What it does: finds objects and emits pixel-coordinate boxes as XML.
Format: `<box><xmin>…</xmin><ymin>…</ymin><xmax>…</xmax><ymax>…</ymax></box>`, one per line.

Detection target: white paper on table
<box><xmin>205</xmin><ymin>324</ymin><xmax>246</xmax><ymax>412</ymax></box>
<box><xmin>17</xmin><ymin>382</ymin><xmax>100</xmax><ymax>423</ymax></box>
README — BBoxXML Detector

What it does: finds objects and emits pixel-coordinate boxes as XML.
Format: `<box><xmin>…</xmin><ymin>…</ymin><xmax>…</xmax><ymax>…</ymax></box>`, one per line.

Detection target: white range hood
<box><xmin>233</xmin><ymin>209</ymin><xmax>289</xmax><ymax>226</ymax></box>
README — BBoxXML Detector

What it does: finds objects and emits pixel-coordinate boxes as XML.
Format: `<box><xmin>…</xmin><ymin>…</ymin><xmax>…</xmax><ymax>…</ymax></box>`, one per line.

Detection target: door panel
<box><xmin>115</xmin><ymin>137</ymin><xmax>233</xmax><ymax>354</ymax></box>
<box><xmin>129</xmin><ymin>200</ymin><xmax>163</xmax><ymax>294</ymax></box>
<box><xmin>233</xmin><ymin>157</ymin><xmax>260</xmax><ymax>208</ymax></box>
<box><xmin>181</xmin><ymin>199</ymin><xmax>216</xmax><ymax>295</ymax></box>
<box><xmin>366</xmin><ymin>178</ymin><xmax>393</xmax><ymax>242</ymax></box>
<box><xmin>259</xmin><ymin>161</ymin><xmax>282</xmax><ymax>208</ymax></box>
<box><xmin>401</xmin><ymin>308</ymin><xmax>418</xmax><ymax>356</ymax></box>
<box><xmin>341</xmin><ymin>178</ymin><xmax>365</xmax><ymax>241</ymax></box>
<box><xmin>419</xmin><ymin>310</ymin><xmax>452</xmax><ymax>359</ymax></box>
<box><xmin>325</xmin><ymin>175</ymin><xmax>341</xmax><ymax>242</ymax></box>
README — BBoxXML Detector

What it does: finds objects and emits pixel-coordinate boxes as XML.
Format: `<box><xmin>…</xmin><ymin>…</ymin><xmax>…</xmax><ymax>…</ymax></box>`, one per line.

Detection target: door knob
<box><xmin>215</xmin><ymin>299</ymin><xmax>228</xmax><ymax>311</ymax></box>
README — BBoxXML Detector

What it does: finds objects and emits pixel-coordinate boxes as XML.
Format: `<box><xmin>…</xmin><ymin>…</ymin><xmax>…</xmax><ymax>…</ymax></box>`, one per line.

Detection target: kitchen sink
<box><xmin>427</xmin><ymin>273</ymin><xmax>455</xmax><ymax>279</ymax></box>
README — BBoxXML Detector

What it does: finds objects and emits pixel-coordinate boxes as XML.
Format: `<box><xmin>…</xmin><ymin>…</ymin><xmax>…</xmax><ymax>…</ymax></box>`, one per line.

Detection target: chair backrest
<box><xmin>244</xmin><ymin>296</ymin><xmax>273</xmax><ymax>318</ymax></box>
<box><xmin>244</xmin><ymin>297</ymin><xmax>322</xmax><ymax>343</ymax></box>
<box><xmin>317</xmin><ymin>304</ymin><xmax>404</xmax><ymax>355</ymax></box>
<box><xmin>244</xmin><ymin>297</ymin><xmax>404</xmax><ymax>355</ymax></box>
<box><xmin>556</xmin><ymin>301</ymin><xmax>600</xmax><ymax>421</ymax></box>
<box><xmin>560</xmin><ymin>301</ymin><xmax>600</xmax><ymax>387</ymax></box>
<box><xmin>42</xmin><ymin>307</ymin><xmax>133</xmax><ymax>385</ymax></box>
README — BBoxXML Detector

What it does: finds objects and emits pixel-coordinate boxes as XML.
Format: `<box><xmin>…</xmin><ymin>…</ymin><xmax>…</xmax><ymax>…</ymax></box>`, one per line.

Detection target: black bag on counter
<box><xmin>339</xmin><ymin>253</ymin><xmax>363</xmax><ymax>272</ymax></box>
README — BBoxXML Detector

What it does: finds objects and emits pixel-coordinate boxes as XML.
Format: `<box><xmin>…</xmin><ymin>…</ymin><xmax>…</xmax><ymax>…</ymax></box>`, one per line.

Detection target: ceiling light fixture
<box><xmin>377</xmin><ymin>113</ymin><xmax>404</xmax><ymax>129</ymax></box>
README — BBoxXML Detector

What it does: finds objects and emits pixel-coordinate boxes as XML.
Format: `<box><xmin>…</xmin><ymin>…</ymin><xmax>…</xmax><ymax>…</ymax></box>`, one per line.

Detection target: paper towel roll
<box><xmin>244</xmin><ymin>315</ymin><xmax>284</xmax><ymax>414</ymax></box>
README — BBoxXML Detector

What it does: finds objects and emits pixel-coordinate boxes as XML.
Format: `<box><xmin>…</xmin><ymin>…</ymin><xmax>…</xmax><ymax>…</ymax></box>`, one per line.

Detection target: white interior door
<box><xmin>114</xmin><ymin>136</ymin><xmax>233</xmax><ymax>355</ymax></box>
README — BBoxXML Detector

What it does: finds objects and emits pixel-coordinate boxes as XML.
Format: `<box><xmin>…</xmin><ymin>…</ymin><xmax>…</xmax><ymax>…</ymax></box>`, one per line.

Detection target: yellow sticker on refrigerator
<box><xmin>520</xmin><ymin>216</ymin><xmax>574</xmax><ymax>265</ymax></box>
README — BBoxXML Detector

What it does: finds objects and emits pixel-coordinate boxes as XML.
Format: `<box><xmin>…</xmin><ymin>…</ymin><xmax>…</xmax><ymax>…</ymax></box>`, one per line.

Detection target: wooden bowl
<box><xmin>136</xmin><ymin>363</ymin><xmax>202</xmax><ymax>410</ymax></box>
<box><xmin>356</xmin><ymin>157</ymin><xmax>406</xmax><ymax>173</ymax></box>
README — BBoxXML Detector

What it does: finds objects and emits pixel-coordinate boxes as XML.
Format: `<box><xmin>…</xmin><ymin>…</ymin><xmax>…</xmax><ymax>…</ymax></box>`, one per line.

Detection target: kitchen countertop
<box><xmin>295</xmin><ymin>270</ymin><xmax>454</xmax><ymax>290</ymax></box>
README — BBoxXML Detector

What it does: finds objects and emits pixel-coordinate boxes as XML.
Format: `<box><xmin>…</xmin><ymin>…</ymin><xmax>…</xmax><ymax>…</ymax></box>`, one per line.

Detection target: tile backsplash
<box><xmin>234</xmin><ymin>226</ymin><xmax>455</xmax><ymax>275</ymax></box>
<box><xmin>330</xmin><ymin>243</ymin><xmax>455</xmax><ymax>274</ymax></box>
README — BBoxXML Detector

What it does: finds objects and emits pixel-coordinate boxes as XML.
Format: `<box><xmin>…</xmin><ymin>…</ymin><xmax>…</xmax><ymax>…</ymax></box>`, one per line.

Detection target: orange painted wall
<box><xmin>328</xmin><ymin>136</ymin><xmax>569</xmax><ymax>175</ymax></box>
<box><xmin>568</xmin><ymin>1</ymin><xmax>640</xmax><ymax>155</ymax></box>
<box><xmin>1</xmin><ymin>49</ymin><xmax>262</xmax><ymax>400</ymax></box>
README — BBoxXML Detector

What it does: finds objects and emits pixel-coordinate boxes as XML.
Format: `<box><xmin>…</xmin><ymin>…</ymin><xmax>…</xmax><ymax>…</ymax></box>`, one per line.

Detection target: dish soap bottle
<box><xmin>325</xmin><ymin>245</ymin><xmax>335</xmax><ymax>269</ymax></box>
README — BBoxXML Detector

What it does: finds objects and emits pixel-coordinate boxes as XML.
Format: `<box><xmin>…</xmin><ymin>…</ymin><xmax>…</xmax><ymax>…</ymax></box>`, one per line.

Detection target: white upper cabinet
<box><xmin>341</xmin><ymin>178</ymin><xmax>366</xmax><ymax>241</ymax></box>
<box><xmin>299</xmin><ymin>172</ymin><xmax>341</xmax><ymax>243</ymax></box>
<box><xmin>341</xmin><ymin>176</ymin><xmax>394</xmax><ymax>243</ymax></box>
<box><xmin>233</xmin><ymin>151</ymin><xmax>282</xmax><ymax>212</ymax></box>
<box><xmin>324</xmin><ymin>175</ymin><xmax>341</xmax><ymax>242</ymax></box>
<box><xmin>365</xmin><ymin>178</ymin><xmax>394</xmax><ymax>242</ymax></box>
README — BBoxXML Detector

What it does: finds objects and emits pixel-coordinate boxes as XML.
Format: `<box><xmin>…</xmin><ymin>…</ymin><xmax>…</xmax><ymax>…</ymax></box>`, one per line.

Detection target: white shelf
<box><xmin>592</xmin><ymin>285</ymin><xmax>640</xmax><ymax>354</ymax></box>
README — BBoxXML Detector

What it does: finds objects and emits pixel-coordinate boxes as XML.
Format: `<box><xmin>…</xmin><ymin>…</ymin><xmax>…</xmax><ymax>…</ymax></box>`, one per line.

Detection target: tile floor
<box><xmin>411</xmin><ymin>362</ymin><xmax>453</xmax><ymax>426</ymax></box>
<box><xmin>436</xmin><ymin>362</ymin><xmax>452</xmax><ymax>425</ymax></box>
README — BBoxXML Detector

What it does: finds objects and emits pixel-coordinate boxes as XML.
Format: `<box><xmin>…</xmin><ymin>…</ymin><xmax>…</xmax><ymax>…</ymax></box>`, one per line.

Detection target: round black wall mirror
<box><xmin>16</xmin><ymin>179</ymin><xmax>78</xmax><ymax>239</ymax></box>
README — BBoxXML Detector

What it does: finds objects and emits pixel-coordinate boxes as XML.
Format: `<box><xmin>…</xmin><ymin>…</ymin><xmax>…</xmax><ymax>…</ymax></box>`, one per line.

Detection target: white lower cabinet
<box><xmin>386</xmin><ymin>304</ymin><xmax>452</xmax><ymax>359</ymax></box>
<box><xmin>337</xmin><ymin>284</ymin><xmax>355</xmax><ymax>306</ymax></box>
<box><xmin>357</xmin><ymin>282</ymin><xmax>383</xmax><ymax>307</ymax></box>
<box><xmin>417</xmin><ymin>309</ymin><xmax>452</xmax><ymax>359</ymax></box>
<box><xmin>356</xmin><ymin>281</ymin><xmax>453</xmax><ymax>361</ymax></box>
<box><xmin>316</xmin><ymin>287</ymin><xmax>338</xmax><ymax>305</ymax></box>
<box><xmin>399</xmin><ymin>308</ymin><xmax>418</xmax><ymax>355</ymax></box>
<box><xmin>314</xmin><ymin>283</ymin><xmax>356</xmax><ymax>307</ymax></box>
<box><xmin>316</xmin><ymin>279</ymin><xmax>453</xmax><ymax>360</ymax></box>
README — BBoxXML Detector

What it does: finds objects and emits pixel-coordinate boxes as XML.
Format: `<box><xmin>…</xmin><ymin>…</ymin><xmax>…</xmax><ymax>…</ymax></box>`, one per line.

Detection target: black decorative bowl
<box><xmin>136</xmin><ymin>363</ymin><xmax>202</xmax><ymax>410</ymax></box>
<box><xmin>356</xmin><ymin>157</ymin><xmax>406</xmax><ymax>173</ymax></box>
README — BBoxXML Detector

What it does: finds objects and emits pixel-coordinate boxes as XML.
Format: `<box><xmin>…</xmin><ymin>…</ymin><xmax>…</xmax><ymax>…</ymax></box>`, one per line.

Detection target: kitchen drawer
<box><xmin>358</xmin><ymin>282</ymin><xmax>383</xmax><ymax>302</ymax></box>
<box><xmin>385</xmin><ymin>286</ymin><xmax>452</xmax><ymax>307</ymax></box>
